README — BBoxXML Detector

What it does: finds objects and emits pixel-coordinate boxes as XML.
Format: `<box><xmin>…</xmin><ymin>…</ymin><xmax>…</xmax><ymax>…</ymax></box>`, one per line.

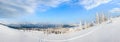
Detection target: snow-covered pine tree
<box><xmin>79</xmin><ymin>20</ymin><xmax>82</xmax><ymax>28</ymax></box>
<box><xmin>83</xmin><ymin>21</ymin><xmax>87</xmax><ymax>29</ymax></box>
<box><xmin>96</xmin><ymin>12</ymin><xmax>100</xmax><ymax>24</ymax></box>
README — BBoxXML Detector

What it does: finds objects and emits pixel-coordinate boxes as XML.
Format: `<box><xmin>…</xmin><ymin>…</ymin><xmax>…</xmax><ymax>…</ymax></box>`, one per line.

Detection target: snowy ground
<box><xmin>0</xmin><ymin>17</ymin><xmax>120</xmax><ymax>42</ymax></box>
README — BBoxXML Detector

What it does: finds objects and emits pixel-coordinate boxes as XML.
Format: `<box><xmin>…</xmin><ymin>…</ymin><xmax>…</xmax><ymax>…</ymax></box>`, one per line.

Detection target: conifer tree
<box><xmin>96</xmin><ymin>12</ymin><xmax>100</xmax><ymax>24</ymax></box>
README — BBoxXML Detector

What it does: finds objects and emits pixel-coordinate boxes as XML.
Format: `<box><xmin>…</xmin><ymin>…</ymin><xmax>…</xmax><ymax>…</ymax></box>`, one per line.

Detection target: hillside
<box><xmin>0</xmin><ymin>17</ymin><xmax>120</xmax><ymax>42</ymax></box>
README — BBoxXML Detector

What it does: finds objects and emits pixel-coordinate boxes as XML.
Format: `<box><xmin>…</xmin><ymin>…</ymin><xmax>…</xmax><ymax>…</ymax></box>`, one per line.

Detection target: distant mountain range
<box><xmin>5</xmin><ymin>23</ymin><xmax>77</xmax><ymax>29</ymax></box>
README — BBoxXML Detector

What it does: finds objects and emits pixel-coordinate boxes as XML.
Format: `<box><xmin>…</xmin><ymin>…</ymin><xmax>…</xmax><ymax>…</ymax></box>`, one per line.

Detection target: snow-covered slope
<box><xmin>0</xmin><ymin>17</ymin><xmax>120</xmax><ymax>42</ymax></box>
<box><xmin>68</xmin><ymin>17</ymin><xmax>120</xmax><ymax>42</ymax></box>
<box><xmin>0</xmin><ymin>25</ymin><xmax>38</xmax><ymax>42</ymax></box>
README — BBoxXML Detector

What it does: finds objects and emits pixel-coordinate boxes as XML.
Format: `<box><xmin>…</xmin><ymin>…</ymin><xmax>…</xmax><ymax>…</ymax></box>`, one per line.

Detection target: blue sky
<box><xmin>0</xmin><ymin>0</ymin><xmax>120</xmax><ymax>24</ymax></box>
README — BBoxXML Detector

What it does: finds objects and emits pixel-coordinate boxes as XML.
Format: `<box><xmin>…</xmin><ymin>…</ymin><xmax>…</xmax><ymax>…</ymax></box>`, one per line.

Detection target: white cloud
<box><xmin>0</xmin><ymin>0</ymin><xmax>116</xmax><ymax>18</ymax></box>
<box><xmin>110</xmin><ymin>8</ymin><xmax>120</xmax><ymax>13</ymax></box>
<box><xmin>39</xmin><ymin>0</ymin><xmax>69</xmax><ymax>7</ymax></box>
<box><xmin>0</xmin><ymin>0</ymin><xmax>69</xmax><ymax>18</ymax></box>
<box><xmin>0</xmin><ymin>0</ymin><xmax>37</xmax><ymax>17</ymax></box>
<box><xmin>110</xmin><ymin>0</ymin><xmax>120</xmax><ymax>5</ymax></box>
<box><xmin>79</xmin><ymin>0</ymin><xmax>112</xmax><ymax>10</ymax></box>
<box><xmin>38</xmin><ymin>0</ymin><xmax>70</xmax><ymax>11</ymax></box>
